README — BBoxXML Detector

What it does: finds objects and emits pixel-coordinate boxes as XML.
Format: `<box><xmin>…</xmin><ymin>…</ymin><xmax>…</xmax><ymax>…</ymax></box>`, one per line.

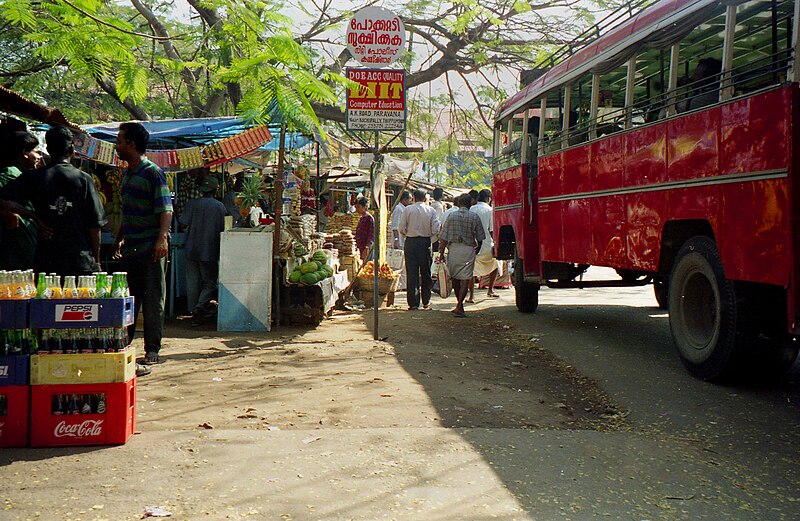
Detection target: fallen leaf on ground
<box><xmin>198</xmin><ymin>422</ymin><xmax>214</xmax><ymax>429</ymax></box>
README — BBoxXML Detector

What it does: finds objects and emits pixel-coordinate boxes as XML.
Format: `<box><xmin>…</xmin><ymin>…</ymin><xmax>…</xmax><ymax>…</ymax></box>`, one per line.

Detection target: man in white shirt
<box><xmin>399</xmin><ymin>188</ymin><xmax>440</xmax><ymax>310</ymax></box>
<box><xmin>470</xmin><ymin>189</ymin><xmax>500</xmax><ymax>299</ymax></box>
<box><xmin>430</xmin><ymin>187</ymin><xmax>445</xmax><ymax>249</ymax></box>
<box><xmin>391</xmin><ymin>191</ymin><xmax>411</xmax><ymax>249</ymax></box>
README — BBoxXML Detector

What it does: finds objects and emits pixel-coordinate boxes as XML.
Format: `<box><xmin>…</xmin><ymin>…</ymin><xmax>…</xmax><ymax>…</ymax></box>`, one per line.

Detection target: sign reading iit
<box><xmin>346</xmin><ymin>7</ymin><xmax>406</xmax><ymax>132</ymax></box>
<box><xmin>346</xmin><ymin>68</ymin><xmax>406</xmax><ymax>131</ymax></box>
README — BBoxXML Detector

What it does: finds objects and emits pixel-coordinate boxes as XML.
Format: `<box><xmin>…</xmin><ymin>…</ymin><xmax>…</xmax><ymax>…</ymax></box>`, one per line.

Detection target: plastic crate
<box><xmin>0</xmin><ymin>300</ymin><xmax>29</xmax><ymax>329</ymax></box>
<box><xmin>0</xmin><ymin>355</ymin><xmax>29</xmax><ymax>386</ymax></box>
<box><xmin>29</xmin><ymin>297</ymin><xmax>134</xmax><ymax>329</ymax></box>
<box><xmin>0</xmin><ymin>385</ymin><xmax>30</xmax><ymax>447</ymax></box>
<box><xmin>30</xmin><ymin>379</ymin><xmax>136</xmax><ymax>447</ymax></box>
<box><xmin>30</xmin><ymin>348</ymin><xmax>134</xmax><ymax>385</ymax></box>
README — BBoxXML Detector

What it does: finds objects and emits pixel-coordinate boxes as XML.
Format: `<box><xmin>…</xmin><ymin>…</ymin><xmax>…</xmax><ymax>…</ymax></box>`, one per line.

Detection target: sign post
<box><xmin>344</xmin><ymin>7</ymin><xmax>422</xmax><ymax>340</ymax></box>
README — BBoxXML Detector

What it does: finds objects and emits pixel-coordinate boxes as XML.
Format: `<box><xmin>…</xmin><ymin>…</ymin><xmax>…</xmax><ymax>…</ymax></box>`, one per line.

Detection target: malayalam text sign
<box><xmin>346</xmin><ymin>68</ymin><xmax>406</xmax><ymax>131</ymax></box>
<box><xmin>346</xmin><ymin>7</ymin><xmax>405</xmax><ymax>66</ymax></box>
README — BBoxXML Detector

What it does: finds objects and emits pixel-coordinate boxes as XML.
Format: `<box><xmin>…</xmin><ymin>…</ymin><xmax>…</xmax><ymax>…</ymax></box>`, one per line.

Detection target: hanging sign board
<box><xmin>346</xmin><ymin>68</ymin><xmax>406</xmax><ymax>131</ymax></box>
<box><xmin>346</xmin><ymin>7</ymin><xmax>405</xmax><ymax>66</ymax></box>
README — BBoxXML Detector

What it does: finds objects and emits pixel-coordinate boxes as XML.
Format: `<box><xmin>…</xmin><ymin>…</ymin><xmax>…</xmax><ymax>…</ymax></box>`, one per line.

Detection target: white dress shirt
<box><xmin>399</xmin><ymin>201</ymin><xmax>440</xmax><ymax>239</ymax></box>
<box><xmin>470</xmin><ymin>201</ymin><xmax>494</xmax><ymax>255</ymax></box>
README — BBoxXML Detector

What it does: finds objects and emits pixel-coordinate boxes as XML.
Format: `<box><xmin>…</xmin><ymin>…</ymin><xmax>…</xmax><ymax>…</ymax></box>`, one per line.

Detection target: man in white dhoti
<box><xmin>437</xmin><ymin>194</ymin><xmax>485</xmax><ymax>317</ymax></box>
<box><xmin>470</xmin><ymin>189</ymin><xmax>500</xmax><ymax>300</ymax></box>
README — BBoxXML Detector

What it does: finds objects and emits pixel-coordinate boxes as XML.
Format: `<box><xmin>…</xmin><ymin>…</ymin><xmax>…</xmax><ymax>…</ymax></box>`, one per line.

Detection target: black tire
<box><xmin>668</xmin><ymin>236</ymin><xmax>741</xmax><ymax>381</ymax></box>
<box><xmin>514</xmin><ymin>247</ymin><xmax>539</xmax><ymax>313</ymax></box>
<box><xmin>653</xmin><ymin>277</ymin><xmax>668</xmax><ymax>309</ymax></box>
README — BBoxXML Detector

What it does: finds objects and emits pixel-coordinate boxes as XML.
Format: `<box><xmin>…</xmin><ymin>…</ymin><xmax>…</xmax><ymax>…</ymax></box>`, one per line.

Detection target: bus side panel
<box><xmin>719</xmin><ymin>179</ymin><xmax>790</xmax><ymax>284</ymax></box>
<box><xmin>492</xmin><ymin>165</ymin><xmax>526</xmax><ymax>262</ymax></box>
<box><xmin>590</xmin><ymin>135</ymin><xmax>626</xmax><ymax>266</ymax></box>
<box><xmin>539</xmin><ymin>202</ymin><xmax>564</xmax><ymax>263</ymax></box>
<box><xmin>539</xmin><ymin>153</ymin><xmax>564</xmax><ymax>263</ymax></box>
<box><xmin>562</xmin><ymin>198</ymin><xmax>591</xmax><ymax>262</ymax></box>
<box><xmin>668</xmin><ymin>108</ymin><xmax>721</xmax><ymax>183</ymax></box>
<box><xmin>591</xmin><ymin>195</ymin><xmax>627</xmax><ymax>267</ymax></box>
<box><xmin>626</xmin><ymin>192</ymin><xmax>664</xmax><ymax>271</ymax></box>
<box><xmin>563</xmin><ymin>143</ymin><xmax>591</xmax><ymax>194</ymax></box>
<box><xmin>717</xmin><ymin>89</ymin><xmax>791</xmax><ymax>286</ymax></box>
<box><xmin>792</xmin><ymin>86</ymin><xmax>800</xmax><ymax>335</ymax></box>
<box><xmin>624</xmin><ymin>123</ymin><xmax>667</xmax><ymax>186</ymax></box>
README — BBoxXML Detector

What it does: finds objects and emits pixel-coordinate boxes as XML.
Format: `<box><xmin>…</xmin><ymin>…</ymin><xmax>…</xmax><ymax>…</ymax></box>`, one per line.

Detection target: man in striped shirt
<box><xmin>113</xmin><ymin>122</ymin><xmax>173</xmax><ymax>367</ymax></box>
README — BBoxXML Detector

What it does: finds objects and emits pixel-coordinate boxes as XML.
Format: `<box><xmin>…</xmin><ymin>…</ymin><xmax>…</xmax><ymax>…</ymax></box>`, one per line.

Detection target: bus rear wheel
<box><xmin>668</xmin><ymin>236</ymin><xmax>741</xmax><ymax>381</ymax></box>
<box><xmin>514</xmin><ymin>248</ymin><xmax>539</xmax><ymax>313</ymax></box>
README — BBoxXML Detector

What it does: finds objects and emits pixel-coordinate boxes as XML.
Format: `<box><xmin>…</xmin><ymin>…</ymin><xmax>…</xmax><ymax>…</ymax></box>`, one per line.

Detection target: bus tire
<box><xmin>668</xmin><ymin>236</ymin><xmax>741</xmax><ymax>381</ymax></box>
<box><xmin>653</xmin><ymin>277</ymin><xmax>668</xmax><ymax>309</ymax></box>
<box><xmin>514</xmin><ymin>248</ymin><xmax>539</xmax><ymax>313</ymax></box>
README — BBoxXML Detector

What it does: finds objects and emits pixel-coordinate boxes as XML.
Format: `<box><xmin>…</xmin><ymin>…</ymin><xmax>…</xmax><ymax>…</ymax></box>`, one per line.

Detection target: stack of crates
<box><xmin>28</xmin><ymin>296</ymin><xmax>137</xmax><ymax>447</ymax></box>
<box><xmin>0</xmin><ymin>299</ymin><xmax>33</xmax><ymax>448</ymax></box>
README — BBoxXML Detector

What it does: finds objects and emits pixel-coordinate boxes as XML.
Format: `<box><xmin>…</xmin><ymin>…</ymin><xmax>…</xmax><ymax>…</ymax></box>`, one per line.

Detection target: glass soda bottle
<box><xmin>62</xmin><ymin>276</ymin><xmax>78</xmax><ymax>298</ymax></box>
<box><xmin>35</xmin><ymin>273</ymin><xmax>46</xmax><ymax>298</ymax></box>
<box><xmin>111</xmin><ymin>273</ymin><xmax>125</xmax><ymax>298</ymax></box>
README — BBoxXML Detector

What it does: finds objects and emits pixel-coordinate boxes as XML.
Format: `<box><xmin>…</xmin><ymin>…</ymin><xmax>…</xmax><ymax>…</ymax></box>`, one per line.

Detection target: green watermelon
<box><xmin>300</xmin><ymin>272</ymin><xmax>318</xmax><ymax>285</ymax></box>
<box><xmin>289</xmin><ymin>270</ymin><xmax>302</xmax><ymax>283</ymax></box>
<box><xmin>323</xmin><ymin>265</ymin><xmax>333</xmax><ymax>277</ymax></box>
<box><xmin>312</xmin><ymin>251</ymin><xmax>327</xmax><ymax>263</ymax></box>
<box><xmin>300</xmin><ymin>262</ymin><xmax>318</xmax><ymax>274</ymax></box>
<box><xmin>315</xmin><ymin>270</ymin><xmax>326</xmax><ymax>280</ymax></box>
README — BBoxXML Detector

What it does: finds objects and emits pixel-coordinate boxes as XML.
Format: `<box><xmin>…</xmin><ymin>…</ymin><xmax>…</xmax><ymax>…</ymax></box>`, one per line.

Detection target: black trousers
<box><xmin>404</xmin><ymin>236</ymin><xmax>432</xmax><ymax>308</ymax></box>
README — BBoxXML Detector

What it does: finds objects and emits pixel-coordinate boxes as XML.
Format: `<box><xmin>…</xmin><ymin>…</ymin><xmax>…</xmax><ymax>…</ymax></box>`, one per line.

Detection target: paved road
<box><xmin>480</xmin><ymin>268</ymin><xmax>800</xmax><ymax>519</ymax></box>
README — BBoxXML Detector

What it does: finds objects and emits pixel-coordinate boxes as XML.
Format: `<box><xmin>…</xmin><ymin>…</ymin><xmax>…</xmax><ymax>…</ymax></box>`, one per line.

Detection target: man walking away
<box><xmin>470</xmin><ymin>188</ymin><xmax>500</xmax><ymax>299</ymax></box>
<box><xmin>179</xmin><ymin>176</ymin><xmax>226</xmax><ymax>325</ymax></box>
<box><xmin>113</xmin><ymin>122</ymin><xmax>173</xmax><ymax>367</ymax></box>
<box><xmin>430</xmin><ymin>187</ymin><xmax>445</xmax><ymax>251</ymax></box>
<box><xmin>399</xmin><ymin>189</ymin><xmax>439</xmax><ymax>310</ymax></box>
<box><xmin>438</xmin><ymin>194</ymin><xmax>485</xmax><ymax>317</ymax></box>
<box><xmin>21</xmin><ymin>126</ymin><xmax>106</xmax><ymax>276</ymax></box>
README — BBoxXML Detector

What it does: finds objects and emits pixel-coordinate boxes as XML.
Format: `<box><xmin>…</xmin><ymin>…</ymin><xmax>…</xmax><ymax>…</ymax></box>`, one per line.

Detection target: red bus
<box><xmin>492</xmin><ymin>0</ymin><xmax>800</xmax><ymax>380</ymax></box>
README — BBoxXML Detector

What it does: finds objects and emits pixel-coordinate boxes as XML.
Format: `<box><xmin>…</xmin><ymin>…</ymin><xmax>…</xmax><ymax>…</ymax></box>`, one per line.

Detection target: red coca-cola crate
<box><xmin>29</xmin><ymin>379</ymin><xmax>136</xmax><ymax>447</ymax></box>
<box><xmin>0</xmin><ymin>385</ymin><xmax>30</xmax><ymax>447</ymax></box>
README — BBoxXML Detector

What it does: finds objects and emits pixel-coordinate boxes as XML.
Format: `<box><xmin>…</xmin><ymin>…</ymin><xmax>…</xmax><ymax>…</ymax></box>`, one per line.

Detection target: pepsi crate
<box><xmin>0</xmin><ymin>300</ymin><xmax>29</xmax><ymax>329</ymax></box>
<box><xmin>30</xmin><ymin>379</ymin><xmax>136</xmax><ymax>447</ymax></box>
<box><xmin>0</xmin><ymin>355</ymin><xmax>29</xmax><ymax>386</ymax></box>
<box><xmin>0</xmin><ymin>385</ymin><xmax>30</xmax><ymax>447</ymax></box>
<box><xmin>29</xmin><ymin>297</ymin><xmax>134</xmax><ymax>329</ymax></box>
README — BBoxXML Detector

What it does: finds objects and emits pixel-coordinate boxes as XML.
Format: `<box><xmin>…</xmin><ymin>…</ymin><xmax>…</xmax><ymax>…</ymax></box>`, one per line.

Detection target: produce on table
<box><xmin>359</xmin><ymin>261</ymin><xmax>396</xmax><ymax>279</ymax></box>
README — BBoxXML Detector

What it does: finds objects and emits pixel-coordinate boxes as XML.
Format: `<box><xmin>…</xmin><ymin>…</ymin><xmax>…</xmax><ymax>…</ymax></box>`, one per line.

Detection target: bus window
<box><xmin>630</xmin><ymin>46</ymin><xmax>668</xmax><ymax>125</ymax></box>
<box><xmin>730</xmin><ymin>0</ymin><xmax>793</xmax><ymax>94</ymax></box>
<box><xmin>493</xmin><ymin>115</ymin><xmax>526</xmax><ymax>172</ymax></box>
<box><xmin>566</xmin><ymin>75</ymin><xmax>592</xmax><ymax>146</ymax></box>
<box><xmin>674</xmin><ymin>6</ymin><xmax>726</xmax><ymax>112</ymax></box>
<box><xmin>595</xmin><ymin>61</ymin><xmax>628</xmax><ymax>137</ymax></box>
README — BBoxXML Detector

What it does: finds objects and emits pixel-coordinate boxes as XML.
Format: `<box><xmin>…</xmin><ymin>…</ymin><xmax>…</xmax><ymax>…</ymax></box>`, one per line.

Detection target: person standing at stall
<box><xmin>19</xmin><ymin>126</ymin><xmax>106</xmax><ymax>276</ymax></box>
<box><xmin>179</xmin><ymin>176</ymin><xmax>226</xmax><ymax>324</ymax></box>
<box><xmin>112</xmin><ymin>122</ymin><xmax>173</xmax><ymax>366</ymax></box>
<box><xmin>0</xmin><ymin>129</ymin><xmax>41</xmax><ymax>270</ymax></box>
<box><xmin>399</xmin><ymin>189</ymin><xmax>439</xmax><ymax>310</ymax></box>
<box><xmin>354</xmin><ymin>196</ymin><xmax>374</xmax><ymax>261</ymax></box>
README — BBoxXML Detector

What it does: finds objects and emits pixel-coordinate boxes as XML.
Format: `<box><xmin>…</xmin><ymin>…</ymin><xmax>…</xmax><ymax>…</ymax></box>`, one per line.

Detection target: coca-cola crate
<box><xmin>0</xmin><ymin>300</ymin><xmax>29</xmax><ymax>329</ymax></box>
<box><xmin>29</xmin><ymin>297</ymin><xmax>134</xmax><ymax>329</ymax></box>
<box><xmin>0</xmin><ymin>385</ymin><xmax>30</xmax><ymax>447</ymax></box>
<box><xmin>30</xmin><ymin>348</ymin><xmax>135</xmax><ymax>385</ymax></box>
<box><xmin>30</xmin><ymin>379</ymin><xmax>136</xmax><ymax>447</ymax></box>
<box><xmin>0</xmin><ymin>355</ymin><xmax>29</xmax><ymax>386</ymax></box>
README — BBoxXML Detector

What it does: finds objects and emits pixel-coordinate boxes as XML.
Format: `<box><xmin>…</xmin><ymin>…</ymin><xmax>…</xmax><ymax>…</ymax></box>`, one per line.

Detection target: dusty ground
<box><xmin>1</xmin><ymin>289</ymin><xmax>628</xmax><ymax>520</ymax></box>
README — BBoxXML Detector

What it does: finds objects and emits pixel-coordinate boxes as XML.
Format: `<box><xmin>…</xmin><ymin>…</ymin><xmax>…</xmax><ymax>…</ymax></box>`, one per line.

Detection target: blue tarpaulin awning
<box><xmin>82</xmin><ymin>117</ymin><xmax>312</xmax><ymax>151</ymax></box>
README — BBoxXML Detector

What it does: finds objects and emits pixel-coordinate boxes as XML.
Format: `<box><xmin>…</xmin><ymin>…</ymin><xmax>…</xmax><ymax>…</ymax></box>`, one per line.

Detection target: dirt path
<box><xmin>2</xmin><ymin>292</ymin><xmax>628</xmax><ymax>520</ymax></box>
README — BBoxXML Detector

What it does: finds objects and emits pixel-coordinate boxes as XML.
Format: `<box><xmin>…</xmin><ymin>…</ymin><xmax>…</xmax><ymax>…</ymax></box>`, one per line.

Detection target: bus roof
<box><xmin>497</xmin><ymin>0</ymin><xmax>716</xmax><ymax>122</ymax></box>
